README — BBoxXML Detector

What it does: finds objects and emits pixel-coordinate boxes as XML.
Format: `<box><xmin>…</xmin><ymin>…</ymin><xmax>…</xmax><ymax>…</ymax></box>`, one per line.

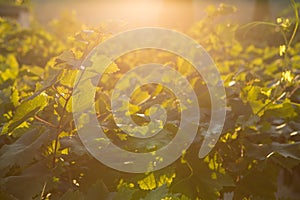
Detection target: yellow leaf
<box><xmin>61</xmin><ymin>148</ymin><xmax>69</xmax><ymax>155</ymax></box>
<box><xmin>177</xmin><ymin>57</ymin><xmax>193</xmax><ymax>76</ymax></box>
<box><xmin>211</xmin><ymin>172</ymin><xmax>217</xmax><ymax>179</ymax></box>
<box><xmin>180</xmin><ymin>149</ymin><xmax>187</xmax><ymax>164</ymax></box>
<box><xmin>252</xmin><ymin>58</ymin><xmax>263</xmax><ymax>66</ymax></box>
<box><xmin>131</xmin><ymin>89</ymin><xmax>151</xmax><ymax>105</ymax></box>
<box><xmin>157</xmin><ymin>173</ymin><xmax>176</xmax><ymax>187</ymax></box>
<box><xmin>105</xmin><ymin>62</ymin><xmax>120</xmax><ymax>74</ymax></box>
<box><xmin>116</xmin><ymin>133</ymin><xmax>128</xmax><ymax>141</ymax></box>
<box><xmin>282</xmin><ymin>70</ymin><xmax>293</xmax><ymax>82</ymax></box>
<box><xmin>91</xmin><ymin>54</ymin><xmax>119</xmax><ymax>74</ymax></box>
<box><xmin>127</xmin><ymin>104</ymin><xmax>141</xmax><ymax>115</ymax></box>
<box><xmin>152</xmin><ymin>84</ymin><xmax>163</xmax><ymax>96</ymax></box>
<box><xmin>138</xmin><ymin>173</ymin><xmax>156</xmax><ymax>190</ymax></box>
<box><xmin>279</xmin><ymin>45</ymin><xmax>286</xmax><ymax>56</ymax></box>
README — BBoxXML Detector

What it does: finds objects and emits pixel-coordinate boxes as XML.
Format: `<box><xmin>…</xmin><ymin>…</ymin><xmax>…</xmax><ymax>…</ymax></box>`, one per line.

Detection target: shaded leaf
<box><xmin>142</xmin><ymin>184</ymin><xmax>168</xmax><ymax>200</ymax></box>
<box><xmin>0</xmin><ymin>160</ymin><xmax>50</xmax><ymax>200</ymax></box>
<box><xmin>60</xmin><ymin>190</ymin><xmax>85</xmax><ymax>200</ymax></box>
<box><xmin>56</xmin><ymin>50</ymin><xmax>80</xmax><ymax>69</ymax></box>
<box><xmin>113</xmin><ymin>180</ymin><xmax>137</xmax><ymax>200</ymax></box>
<box><xmin>0</xmin><ymin>128</ymin><xmax>52</xmax><ymax>176</ymax></box>
<box><xmin>86</xmin><ymin>179</ymin><xmax>110</xmax><ymax>200</ymax></box>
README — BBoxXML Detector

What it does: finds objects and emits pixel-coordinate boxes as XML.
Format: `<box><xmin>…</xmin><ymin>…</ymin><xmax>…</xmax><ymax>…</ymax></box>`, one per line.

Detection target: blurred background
<box><xmin>1</xmin><ymin>0</ymin><xmax>298</xmax><ymax>29</ymax></box>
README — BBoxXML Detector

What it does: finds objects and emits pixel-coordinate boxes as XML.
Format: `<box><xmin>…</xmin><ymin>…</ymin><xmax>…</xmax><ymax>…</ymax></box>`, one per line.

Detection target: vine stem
<box><xmin>51</xmin><ymin>35</ymin><xmax>100</xmax><ymax>168</ymax></box>
<box><xmin>34</xmin><ymin>115</ymin><xmax>57</xmax><ymax>128</ymax></box>
<box><xmin>239</xmin><ymin>21</ymin><xmax>288</xmax><ymax>46</ymax></box>
<box><xmin>255</xmin><ymin>0</ymin><xmax>299</xmax><ymax>116</ymax></box>
<box><xmin>255</xmin><ymin>78</ymin><xmax>299</xmax><ymax>116</ymax></box>
<box><xmin>284</xmin><ymin>0</ymin><xmax>299</xmax><ymax>70</ymax></box>
<box><xmin>288</xmin><ymin>0</ymin><xmax>299</xmax><ymax>49</ymax></box>
<box><xmin>40</xmin><ymin>181</ymin><xmax>47</xmax><ymax>200</ymax></box>
<box><xmin>170</xmin><ymin>160</ymin><xmax>193</xmax><ymax>191</ymax></box>
<box><xmin>255</xmin><ymin>91</ymin><xmax>286</xmax><ymax>116</ymax></box>
<box><xmin>52</xmin><ymin>94</ymin><xmax>72</xmax><ymax>168</ymax></box>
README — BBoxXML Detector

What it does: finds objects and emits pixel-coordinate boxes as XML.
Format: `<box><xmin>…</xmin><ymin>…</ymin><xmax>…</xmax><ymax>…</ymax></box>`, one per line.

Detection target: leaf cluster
<box><xmin>0</xmin><ymin>2</ymin><xmax>300</xmax><ymax>200</ymax></box>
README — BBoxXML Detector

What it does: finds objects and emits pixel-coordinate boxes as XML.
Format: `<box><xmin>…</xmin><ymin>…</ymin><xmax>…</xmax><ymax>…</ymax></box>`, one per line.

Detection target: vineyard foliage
<box><xmin>1</xmin><ymin>2</ymin><xmax>300</xmax><ymax>200</ymax></box>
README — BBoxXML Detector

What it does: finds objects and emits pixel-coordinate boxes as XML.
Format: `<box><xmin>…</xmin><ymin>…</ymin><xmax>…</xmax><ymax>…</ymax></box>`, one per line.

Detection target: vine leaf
<box><xmin>91</xmin><ymin>54</ymin><xmax>119</xmax><ymax>74</ymax></box>
<box><xmin>60</xmin><ymin>190</ymin><xmax>85</xmax><ymax>200</ymax></box>
<box><xmin>56</xmin><ymin>50</ymin><xmax>81</xmax><ymax>69</ymax></box>
<box><xmin>59</xmin><ymin>136</ymin><xmax>88</xmax><ymax>156</ymax></box>
<box><xmin>142</xmin><ymin>184</ymin><xmax>168</xmax><ymax>200</ymax></box>
<box><xmin>86</xmin><ymin>179</ymin><xmax>110</xmax><ymax>200</ymax></box>
<box><xmin>112</xmin><ymin>183</ymin><xmax>137</xmax><ymax>200</ymax></box>
<box><xmin>245</xmin><ymin>142</ymin><xmax>300</xmax><ymax>161</ymax></box>
<box><xmin>0</xmin><ymin>128</ymin><xmax>52</xmax><ymax>176</ymax></box>
<box><xmin>0</xmin><ymin>160</ymin><xmax>50</xmax><ymax>200</ymax></box>
<box><xmin>138</xmin><ymin>173</ymin><xmax>156</xmax><ymax>190</ymax></box>
<box><xmin>194</xmin><ymin>161</ymin><xmax>235</xmax><ymax>199</ymax></box>
<box><xmin>1</xmin><ymin>94</ymin><xmax>48</xmax><ymax>134</ymax></box>
<box><xmin>234</xmin><ymin>161</ymin><xmax>279</xmax><ymax>199</ymax></box>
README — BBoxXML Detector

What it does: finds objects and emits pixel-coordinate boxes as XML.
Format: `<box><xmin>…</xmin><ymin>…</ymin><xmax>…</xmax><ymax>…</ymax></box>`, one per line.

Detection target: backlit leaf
<box><xmin>138</xmin><ymin>173</ymin><xmax>157</xmax><ymax>190</ymax></box>
<box><xmin>2</xmin><ymin>94</ymin><xmax>48</xmax><ymax>134</ymax></box>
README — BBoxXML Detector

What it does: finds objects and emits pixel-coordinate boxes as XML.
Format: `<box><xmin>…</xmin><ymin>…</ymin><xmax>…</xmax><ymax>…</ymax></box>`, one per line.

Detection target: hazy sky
<box><xmin>30</xmin><ymin>0</ymin><xmax>294</xmax><ymax>28</ymax></box>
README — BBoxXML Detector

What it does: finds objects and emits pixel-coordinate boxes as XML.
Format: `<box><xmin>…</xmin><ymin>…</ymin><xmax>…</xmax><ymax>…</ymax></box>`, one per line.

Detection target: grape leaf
<box><xmin>2</xmin><ymin>94</ymin><xmax>48</xmax><ymax>134</ymax></box>
<box><xmin>0</xmin><ymin>160</ymin><xmax>50</xmax><ymax>200</ymax></box>
<box><xmin>142</xmin><ymin>184</ymin><xmax>168</xmax><ymax>200</ymax></box>
<box><xmin>0</xmin><ymin>128</ymin><xmax>52</xmax><ymax>176</ymax></box>
<box><xmin>138</xmin><ymin>173</ymin><xmax>156</xmax><ymax>190</ymax></box>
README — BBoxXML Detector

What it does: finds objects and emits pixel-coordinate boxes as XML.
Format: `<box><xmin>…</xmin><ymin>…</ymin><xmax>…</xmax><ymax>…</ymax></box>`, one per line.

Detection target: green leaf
<box><xmin>91</xmin><ymin>54</ymin><xmax>119</xmax><ymax>74</ymax></box>
<box><xmin>0</xmin><ymin>54</ymin><xmax>18</xmax><ymax>82</ymax></box>
<box><xmin>2</xmin><ymin>94</ymin><xmax>48</xmax><ymax>134</ymax></box>
<box><xmin>59</xmin><ymin>136</ymin><xmax>88</xmax><ymax>156</ymax></box>
<box><xmin>272</xmin><ymin>142</ymin><xmax>300</xmax><ymax>160</ymax></box>
<box><xmin>270</xmin><ymin>153</ymin><xmax>300</xmax><ymax>170</ymax></box>
<box><xmin>0</xmin><ymin>128</ymin><xmax>52</xmax><ymax>176</ymax></box>
<box><xmin>157</xmin><ymin>173</ymin><xmax>176</xmax><ymax>187</ymax></box>
<box><xmin>25</xmin><ymin>66</ymin><xmax>62</xmax><ymax>102</ymax></box>
<box><xmin>0</xmin><ymin>160</ymin><xmax>50</xmax><ymax>200</ymax></box>
<box><xmin>56</xmin><ymin>50</ymin><xmax>80</xmax><ymax>69</ymax></box>
<box><xmin>234</xmin><ymin>161</ymin><xmax>279</xmax><ymax>199</ymax></box>
<box><xmin>59</xmin><ymin>69</ymin><xmax>77</xmax><ymax>87</ymax></box>
<box><xmin>142</xmin><ymin>184</ymin><xmax>168</xmax><ymax>200</ymax></box>
<box><xmin>241</xmin><ymin>85</ymin><xmax>269</xmax><ymax>115</ymax></box>
<box><xmin>0</xmin><ymin>191</ymin><xmax>16</xmax><ymax>200</ymax></box>
<box><xmin>113</xmin><ymin>180</ymin><xmax>137</xmax><ymax>200</ymax></box>
<box><xmin>263</xmin><ymin>99</ymin><xmax>298</xmax><ymax>119</ymax></box>
<box><xmin>245</xmin><ymin>142</ymin><xmax>300</xmax><ymax>161</ymax></box>
<box><xmin>195</xmin><ymin>161</ymin><xmax>235</xmax><ymax>199</ymax></box>
<box><xmin>60</xmin><ymin>190</ymin><xmax>85</xmax><ymax>200</ymax></box>
<box><xmin>86</xmin><ymin>179</ymin><xmax>110</xmax><ymax>200</ymax></box>
<box><xmin>131</xmin><ymin>88</ymin><xmax>151</xmax><ymax>106</ymax></box>
<box><xmin>11</xmin><ymin>87</ymin><xmax>19</xmax><ymax>107</ymax></box>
